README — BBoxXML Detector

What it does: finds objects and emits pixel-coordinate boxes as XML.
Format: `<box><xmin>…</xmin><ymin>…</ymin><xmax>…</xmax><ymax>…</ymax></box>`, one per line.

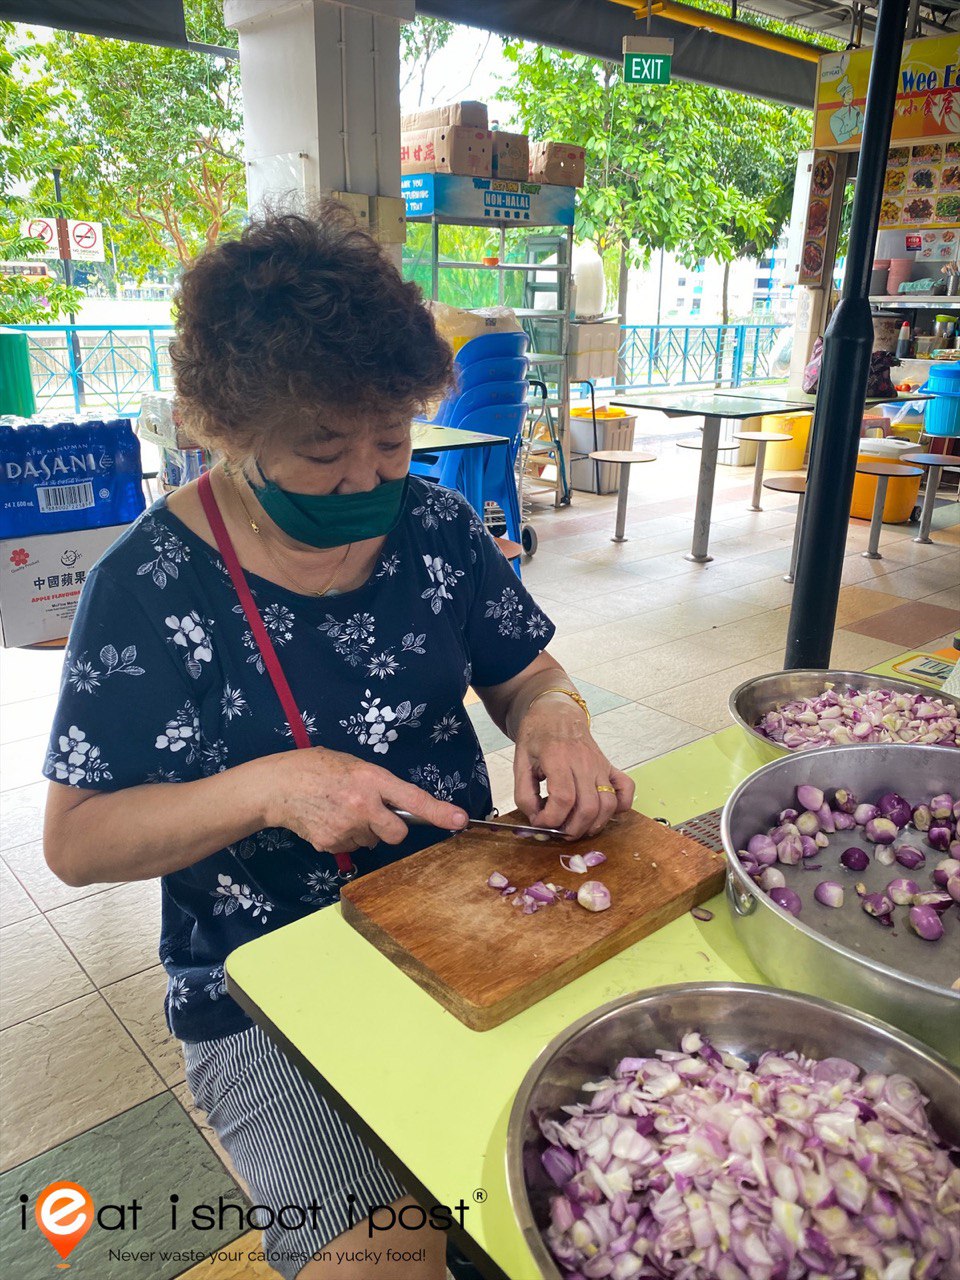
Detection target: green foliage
<box><xmin>2</xmin><ymin>1</ymin><xmax>244</xmax><ymax>291</ymax></box>
<box><xmin>0</xmin><ymin>22</ymin><xmax>84</xmax><ymax>322</ymax></box>
<box><xmin>498</xmin><ymin>43</ymin><xmax>810</xmax><ymax>285</ymax></box>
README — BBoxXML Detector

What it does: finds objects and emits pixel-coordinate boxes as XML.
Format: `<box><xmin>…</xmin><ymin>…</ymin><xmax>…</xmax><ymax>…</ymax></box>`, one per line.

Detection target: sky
<box><xmin>399</xmin><ymin>23</ymin><xmax>518</xmax><ymax>124</ymax></box>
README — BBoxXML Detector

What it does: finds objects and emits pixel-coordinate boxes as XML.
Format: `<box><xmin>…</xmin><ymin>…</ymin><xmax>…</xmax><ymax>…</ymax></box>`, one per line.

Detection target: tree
<box><xmin>498</xmin><ymin>44</ymin><xmax>806</xmax><ymax>325</ymax></box>
<box><xmin>0</xmin><ymin>22</ymin><xmax>83</xmax><ymax>323</ymax></box>
<box><xmin>400</xmin><ymin>17</ymin><xmax>455</xmax><ymax>108</ymax></box>
<box><xmin>36</xmin><ymin>1</ymin><xmax>244</xmax><ymax>273</ymax></box>
<box><xmin>704</xmin><ymin>92</ymin><xmax>811</xmax><ymax>321</ymax></box>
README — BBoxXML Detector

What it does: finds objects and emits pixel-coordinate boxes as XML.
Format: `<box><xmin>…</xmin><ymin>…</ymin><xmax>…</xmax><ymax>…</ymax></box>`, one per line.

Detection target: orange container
<box><xmin>850</xmin><ymin>456</ymin><xmax>922</xmax><ymax>524</ymax></box>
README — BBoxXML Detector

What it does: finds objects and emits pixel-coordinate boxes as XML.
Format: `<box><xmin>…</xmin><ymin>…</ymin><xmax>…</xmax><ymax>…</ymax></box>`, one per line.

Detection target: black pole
<box><xmin>784</xmin><ymin>0</ymin><xmax>907</xmax><ymax>669</ymax></box>
<box><xmin>52</xmin><ymin>166</ymin><xmax>85</xmax><ymax>409</ymax></box>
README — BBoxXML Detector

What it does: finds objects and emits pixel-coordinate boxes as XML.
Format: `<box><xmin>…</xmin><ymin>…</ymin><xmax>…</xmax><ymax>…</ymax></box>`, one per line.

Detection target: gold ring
<box><xmin>596</xmin><ymin>785</ymin><xmax>616</xmax><ymax>794</ymax></box>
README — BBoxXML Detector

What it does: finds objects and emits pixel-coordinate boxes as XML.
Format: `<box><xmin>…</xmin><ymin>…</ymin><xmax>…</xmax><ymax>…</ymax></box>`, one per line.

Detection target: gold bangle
<box><xmin>529</xmin><ymin>686</ymin><xmax>591</xmax><ymax>726</ymax></box>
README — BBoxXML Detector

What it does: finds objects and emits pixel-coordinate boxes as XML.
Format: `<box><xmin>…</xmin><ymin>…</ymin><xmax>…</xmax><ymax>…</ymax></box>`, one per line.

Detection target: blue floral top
<box><xmin>43</xmin><ymin>478</ymin><xmax>555</xmax><ymax>1042</ymax></box>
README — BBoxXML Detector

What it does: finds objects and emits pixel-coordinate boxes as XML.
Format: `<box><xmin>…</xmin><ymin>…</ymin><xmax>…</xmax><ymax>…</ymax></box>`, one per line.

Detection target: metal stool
<box><xmin>854</xmin><ymin>459</ymin><xmax>923</xmax><ymax>559</ymax></box>
<box><xmin>763</xmin><ymin>475</ymin><xmax>807</xmax><ymax>582</ymax></box>
<box><xmin>733</xmin><ymin>430</ymin><xmax>793</xmax><ymax>511</ymax></box>
<box><xmin>589</xmin><ymin>449</ymin><xmax>656</xmax><ymax>543</ymax></box>
<box><xmin>903</xmin><ymin>450</ymin><xmax>960</xmax><ymax>544</ymax></box>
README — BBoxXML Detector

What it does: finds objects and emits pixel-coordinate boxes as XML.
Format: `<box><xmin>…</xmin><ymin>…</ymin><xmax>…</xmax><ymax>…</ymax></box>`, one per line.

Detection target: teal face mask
<box><xmin>248</xmin><ymin>464</ymin><xmax>408</xmax><ymax>548</ymax></box>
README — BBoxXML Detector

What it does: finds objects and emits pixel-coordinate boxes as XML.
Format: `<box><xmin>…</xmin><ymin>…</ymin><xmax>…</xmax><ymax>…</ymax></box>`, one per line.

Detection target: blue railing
<box><xmin>12</xmin><ymin>322</ymin><xmax>787</xmax><ymax>416</ymax></box>
<box><xmin>616</xmin><ymin>323</ymin><xmax>787</xmax><ymax>392</ymax></box>
<box><xmin>11</xmin><ymin>324</ymin><xmax>173</xmax><ymax>416</ymax></box>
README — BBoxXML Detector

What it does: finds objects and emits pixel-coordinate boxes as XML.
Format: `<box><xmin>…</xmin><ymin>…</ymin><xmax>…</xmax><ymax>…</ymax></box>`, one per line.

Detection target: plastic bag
<box><xmin>865</xmin><ymin>351</ymin><xmax>899</xmax><ymax>400</ymax></box>
<box><xmin>802</xmin><ymin>337</ymin><xmax>823</xmax><ymax>393</ymax></box>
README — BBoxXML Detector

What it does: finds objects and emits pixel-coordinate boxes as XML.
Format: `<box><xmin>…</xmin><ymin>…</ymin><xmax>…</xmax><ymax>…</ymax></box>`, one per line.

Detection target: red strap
<box><xmin>197</xmin><ymin>472</ymin><xmax>353</xmax><ymax>875</ymax></box>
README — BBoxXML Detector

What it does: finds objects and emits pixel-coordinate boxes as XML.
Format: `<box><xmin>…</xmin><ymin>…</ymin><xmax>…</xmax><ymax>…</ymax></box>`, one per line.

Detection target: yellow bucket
<box><xmin>761</xmin><ymin>413</ymin><xmax>812</xmax><ymax>470</ymax></box>
<box><xmin>851</xmin><ymin>457</ymin><xmax>922</xmax><ymax>524</ymax></box>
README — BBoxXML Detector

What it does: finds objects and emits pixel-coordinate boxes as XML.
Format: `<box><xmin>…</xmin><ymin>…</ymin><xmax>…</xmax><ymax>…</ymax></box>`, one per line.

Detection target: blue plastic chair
<box><xmin>455</xmin><ymin>403</ymin><xmax>528</xmax><ymax>465</ymax></box>
<box><xmin>455</xmin><ymin>331</ymin><xmax>529</xmax><ymax>364</ymax></box>
<box><xmin>447</xmin><ymin>381</ymin><xmax>528</xmax><ymax>428</ymax></box>
<box><xmin>457</xmin><ymin>357</ymin><xmax>529</xmax><ymax>393</ymax></box>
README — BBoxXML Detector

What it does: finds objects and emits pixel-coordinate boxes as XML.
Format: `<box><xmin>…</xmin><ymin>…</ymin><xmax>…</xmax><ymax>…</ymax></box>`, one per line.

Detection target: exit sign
<box><xmin>622</xmin><ymin>36</ymin><xmax>674</xmax><ymax>85</ymax></box>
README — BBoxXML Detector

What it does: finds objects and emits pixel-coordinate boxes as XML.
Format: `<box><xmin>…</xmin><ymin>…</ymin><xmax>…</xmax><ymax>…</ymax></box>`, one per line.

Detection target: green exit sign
<box><xmin>622</xmin><ymin>37</ymin><xmax>674</xmax><ymax>85</ymax></box>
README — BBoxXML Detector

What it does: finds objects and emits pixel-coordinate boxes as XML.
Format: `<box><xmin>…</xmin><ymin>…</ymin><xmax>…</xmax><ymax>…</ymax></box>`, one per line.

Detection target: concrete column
<box><xmin>224</xmin><ymin>0</ymin><xmax>413</xmax><ymax>216</ymax></box>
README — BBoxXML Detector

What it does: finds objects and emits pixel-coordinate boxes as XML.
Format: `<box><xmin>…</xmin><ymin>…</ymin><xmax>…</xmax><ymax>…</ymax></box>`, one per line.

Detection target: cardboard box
<box><xmin>401</xmin><ymin>101</ymin><xmax>488</xmax><ymax>133</ymax></box>
<box><xmin>1</xmin><ymin>524</ymin><xmax>127</xmax><ymax>647</ymax></box>
<box><xmin>491</xmin><ymin>131</ymin><xmax>529</xmax><ymax>181</ymax></box>
<box><xmin>400</xmin><ymin>127</ymin><xmax>492</xmax><ymax>177</ymax></box>
<box><xmin>529</xmin><ymin>141</ymin><xmax>586</xmax><ymax>188</ymax></box>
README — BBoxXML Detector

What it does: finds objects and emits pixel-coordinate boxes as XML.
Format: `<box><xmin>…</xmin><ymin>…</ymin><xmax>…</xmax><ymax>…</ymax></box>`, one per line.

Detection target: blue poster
<box><xmin>401</xmin><ymin>174</ymin><xmax>576</xmax><ymax>226</ymax></box>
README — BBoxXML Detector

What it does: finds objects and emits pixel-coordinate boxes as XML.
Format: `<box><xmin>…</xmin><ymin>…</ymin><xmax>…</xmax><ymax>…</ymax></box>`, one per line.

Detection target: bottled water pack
<box><xmin>0</xmin><ymin>418</ymin><xmax>146</xmax><ymax>538</ymax></box>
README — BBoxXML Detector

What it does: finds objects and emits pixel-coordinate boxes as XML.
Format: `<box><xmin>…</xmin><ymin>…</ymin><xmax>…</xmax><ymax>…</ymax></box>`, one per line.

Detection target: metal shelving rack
<box><xmin>411</xmin><ymin>205</ymin><xmax>575</xmax><ymax>507</ymax></box>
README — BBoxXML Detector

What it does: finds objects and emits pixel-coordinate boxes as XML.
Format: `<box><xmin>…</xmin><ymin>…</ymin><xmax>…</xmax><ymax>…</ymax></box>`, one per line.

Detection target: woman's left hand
<box><xmin>513</xmin><ymin>696</ymin><xmax>635</xmax><ymax>839</ymax></box>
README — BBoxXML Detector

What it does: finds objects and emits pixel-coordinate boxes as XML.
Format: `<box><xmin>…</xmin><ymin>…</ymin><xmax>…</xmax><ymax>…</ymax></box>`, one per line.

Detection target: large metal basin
<box><xmin>729</xmin><ymin>669</ymin><xmax>960</xmax><ymax>762</ymax></box>
<box><xmin>721</xmin><ymin>743</ymin><xmax>959</xmax><ymax>1059</ymax></box>
<box><xmin>507</xmin><ymin>983</ymin><xmax>960</xmax><ymax>1280</ymax></box>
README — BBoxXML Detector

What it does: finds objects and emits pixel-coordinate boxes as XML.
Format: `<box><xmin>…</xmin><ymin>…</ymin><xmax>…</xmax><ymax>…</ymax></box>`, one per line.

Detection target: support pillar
<box><xmin>224</xmin><ymin>0</ymin><xmax>413</xmax><ymax>253</ymax></box>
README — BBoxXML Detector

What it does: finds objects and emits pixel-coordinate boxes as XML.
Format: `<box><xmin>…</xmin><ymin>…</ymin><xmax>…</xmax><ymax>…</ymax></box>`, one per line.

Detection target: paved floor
<box><xmin>1</xmin><ymin>441</ymin><xmax>957</xmax><ymax>1277</ymax></box>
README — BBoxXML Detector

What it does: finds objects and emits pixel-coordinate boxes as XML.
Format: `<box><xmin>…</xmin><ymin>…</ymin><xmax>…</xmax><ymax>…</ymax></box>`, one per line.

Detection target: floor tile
<box><xmin>102</xmin><ymin>966</ymin><xmax>183</xmax><ymax>1087</ymax></box>
<box><xmin>576</xmin><ymin>636</ymin><xmax>743</xmax><ymax>703</ymax></box>
<box><xmin>2</xmin><ymin>839</ymin><xmax>121</xmax><ymax>911</ymax></box>
<box><xmin>844</xmin><ymin>601</ymin><xmax>960</xmax><ymax>647</ymax></box>
<box><xmin>0</xmin><ymin>694</ymin><xmax>57</xmax><ymax>747</ymax></box>
<box><xmin>575</xmin><ymin>679</ymin><xmax>630</xmax><ymax>715</ymax></box>
<box><xmin>46</xmin><ymin>879</ymin><xmax>162</xmax><ymax>987</ymax></box>
<box><xmin>0</xmin><ymin>993</ymin><xmax>165</xmax><ymax>1170</ymax></box>
<box><xmin>921</xmin><ymin>584</ymin><xmax>960</xmax><ymax>611</ymax></box>
<box><xmin>0</xmin><ymin>734</ymin><xmax>48</xmax><ymax>793</ymax></box>
<box><xmin>857</xmin><ymin>560</ymin><xmax>960</xmax><ymax>600</ymax></box>
<box><xmin>832</xmin><ymin>586</ymin><xmax>908</xmax><ymax>628</ymax></box>
<box><xmin>175</xmin><ymin>1231</ymin><xmax>276</xmax><ymax>1280</ymax></box>
<box><xmin>0</xmin><ymin>915</ymin><xmax>95</xmax><ymax>1029</ymax></box>
<box><xmin>466</xmin><ymin>704</ymin><xmax>510</xmax><ymax>753</ymax></box>
<box><xmin>641</xmin><ymin>650</ymin><xmax>786</xmax><ymax>734</ymax></box>
<box><xmin>484</xmin><ymin>749</ymin><xmax>516</xmax><ymax>817</ymax></box>
<box><xmin>0</xmin><ymin>781</ymin><xmax>46</xmax><ymax>853</ymax></box>
<box><xmin>546</xmin><ymin>617</ymin><xmax>673</xmax><ymax>673</ymax></box>
<box><xmin>588</xmin><ymin>702</ymin><xmax>704</xmax><ymax>771</ymax></box>
<box><xmin>825</xmin><ymin>630</ymin><xmax>907</xmax><ymax>671</ymax></box>
<box><xmin>0</xmin><ymin>646</ymin><xmax>64</xmax><ymax>706</ymax></box>
<box><xmin>0</xmin><ymin>860</ymin><xmax>38</xmax><ymax>927</ymax></box>
<box><xmin>0</xmin><ymin>1093</ymin><xmax>245</xmax><ymax>1279</ymax></box>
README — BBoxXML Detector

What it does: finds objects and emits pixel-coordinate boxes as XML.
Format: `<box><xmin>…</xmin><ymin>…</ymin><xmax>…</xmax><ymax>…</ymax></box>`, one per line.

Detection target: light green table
<box><xmin>225</xmin><ymin>726</ymin><xmax>769</xmax><ymax>1279</ymax></box>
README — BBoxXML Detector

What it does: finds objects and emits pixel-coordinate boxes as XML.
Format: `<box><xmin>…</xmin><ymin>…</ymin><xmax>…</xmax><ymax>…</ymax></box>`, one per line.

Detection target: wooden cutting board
<box><xmin>339</xmin><ymin>808</ymin><xmax>725</xmax><ymax>1030</ymax></box>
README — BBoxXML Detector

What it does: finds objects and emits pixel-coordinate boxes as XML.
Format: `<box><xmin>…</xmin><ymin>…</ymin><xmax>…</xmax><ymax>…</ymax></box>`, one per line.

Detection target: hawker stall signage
<box><xmin>401</xmin><ymin>174</ymin><xmax>575</xmax><ymax>226</ymax></box>
<box><xmin>622</xmin><ymin>37</ymin><xmax>673</xmax><ymax>85</ymax></box>
<box><xmin>815</xmin><ymin>35</ymin><xmax>960</xmax><ymax>150</ymax></box>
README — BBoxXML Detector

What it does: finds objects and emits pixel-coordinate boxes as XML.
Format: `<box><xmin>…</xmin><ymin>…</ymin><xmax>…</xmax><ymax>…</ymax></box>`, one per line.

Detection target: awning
<box><xmin>0</xmin><ymin>0</ymin><xmax>232</xmax><ymax>55</ymax></box>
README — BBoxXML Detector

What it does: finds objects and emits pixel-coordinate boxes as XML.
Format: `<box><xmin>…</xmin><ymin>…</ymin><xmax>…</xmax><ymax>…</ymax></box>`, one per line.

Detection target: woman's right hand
<box><xmin>260</xmin><ymin>747</ymin><xmax>469</xmax><ymax>855</ymax></box>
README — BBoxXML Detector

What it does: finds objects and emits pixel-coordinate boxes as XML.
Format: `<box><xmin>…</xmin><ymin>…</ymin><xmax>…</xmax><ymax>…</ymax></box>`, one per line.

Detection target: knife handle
<box><xmin>388</xmin><ymin>807</ymin><xmax>434</xmax><ymax>827</ymax></box>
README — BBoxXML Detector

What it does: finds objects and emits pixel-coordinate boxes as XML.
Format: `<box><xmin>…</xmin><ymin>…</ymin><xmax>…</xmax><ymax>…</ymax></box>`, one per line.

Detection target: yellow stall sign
<box><xmin>815</xmin><ymin>34</ymin><xmax>960</xmax><ymax>151</ymax></box>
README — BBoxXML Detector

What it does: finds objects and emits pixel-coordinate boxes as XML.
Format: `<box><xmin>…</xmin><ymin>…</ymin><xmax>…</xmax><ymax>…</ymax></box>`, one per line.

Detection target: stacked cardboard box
<box><xmin>529</xmin><ymin>141</ymin><xmax>586</xmax><ymax>188</ymax></box>
<box><xmin>400</xmin><ymin>127</ymin><xmax>492</xmax><ymax>177</ymax></box>
<box><xmin>491</xmin><ymin>132</ymin><xmax>529</xmax><ymax>181</ymax></box>
<box><xmin>567</xmin><ymin>321</ymin><xmax>621</xmax><ymax>380</ymax></box>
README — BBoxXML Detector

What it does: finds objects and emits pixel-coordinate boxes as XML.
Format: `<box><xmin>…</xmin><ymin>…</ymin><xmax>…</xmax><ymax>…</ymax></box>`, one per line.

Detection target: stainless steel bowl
<box><xmin>729</xmin><ymin>669</ymin><xmax>960</xmax><ymax>762</ymax></box>
<box><xmin>507</xmin><ymin>983</ymin><xmax>960</xmax><ymax>1280</ymax></box>
<box><xmin>721</xmin><ymin>743</ymin><xmax>959</xmax><ymax>1060</ymax></box>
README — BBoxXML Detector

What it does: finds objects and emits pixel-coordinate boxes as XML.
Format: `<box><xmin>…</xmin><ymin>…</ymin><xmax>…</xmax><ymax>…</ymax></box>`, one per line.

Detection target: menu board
<box><xmin>797</xmin><ymin>152</ymin><xmax>837</xmax><ymax>284</ymax></box>
<box><xmin>881</xmin><ymin>138</ymin><xmax>960</xmax><ymax>230</ymax></box>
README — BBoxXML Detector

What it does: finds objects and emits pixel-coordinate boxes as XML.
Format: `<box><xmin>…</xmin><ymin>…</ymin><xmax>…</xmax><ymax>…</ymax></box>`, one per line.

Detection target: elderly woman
<box><xmin>43</xmin><ymin>207</ymin><xmax>633</xmax><ymax>1279</ymax></box>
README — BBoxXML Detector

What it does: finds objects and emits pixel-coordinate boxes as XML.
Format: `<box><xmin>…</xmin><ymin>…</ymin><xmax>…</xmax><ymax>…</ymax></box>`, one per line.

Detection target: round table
<box><xmin>902</xmin><ymin>451</ymin><xmax>960</xmax><ymax>545</ymax></box>
<box><xmin>854</xmin><ymin>459</ymin><xmax>923</xmax><ymax>559</ymax></box>
<box><xmin>589</xmin><ymin>450</ymin><xmax>656</xmax><ymax>543</ymax></box>
<box><xmin>762</xmin><ymin>475</ymin><xmax>807</xmax><ymax>582</ymax></box>
<box><xmin>733</xmin><ymin>430</ymin><xmax>793</xmax><ymax>511</ymax></box>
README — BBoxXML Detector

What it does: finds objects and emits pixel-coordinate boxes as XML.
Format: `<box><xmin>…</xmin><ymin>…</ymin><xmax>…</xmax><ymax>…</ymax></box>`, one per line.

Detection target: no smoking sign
<box><xmin>67</xmin><ymin>219</ymin><xmax>105</xmax><ymax>262</ymax></box>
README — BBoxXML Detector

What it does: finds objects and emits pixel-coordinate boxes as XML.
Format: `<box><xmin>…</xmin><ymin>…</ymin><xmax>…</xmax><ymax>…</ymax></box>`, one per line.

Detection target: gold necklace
<box><xmin>227</xmin><ymin>465</ymin><xmax>353</xmax><ymax>598</ymax></box>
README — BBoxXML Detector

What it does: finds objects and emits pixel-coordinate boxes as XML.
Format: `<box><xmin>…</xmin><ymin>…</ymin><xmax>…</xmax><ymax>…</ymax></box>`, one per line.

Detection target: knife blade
<box><xmin>389</xmin><ymin>808</ymin><xmax>567</xmax><ymax>840</ymax></box>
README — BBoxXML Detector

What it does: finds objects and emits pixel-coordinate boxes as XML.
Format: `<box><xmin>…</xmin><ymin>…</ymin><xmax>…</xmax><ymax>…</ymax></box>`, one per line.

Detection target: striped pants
<box><xmin>184</xmin><ymin>1023</ymin><xmax>406</xmax><ymax>1279</ymax></box>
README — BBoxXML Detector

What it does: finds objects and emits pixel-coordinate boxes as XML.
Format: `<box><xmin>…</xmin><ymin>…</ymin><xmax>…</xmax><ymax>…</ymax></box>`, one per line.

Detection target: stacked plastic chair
<box><xmin>411</xmin><ymin>333</ymin><xmax>530</xmax><ymax>565</ymax></box>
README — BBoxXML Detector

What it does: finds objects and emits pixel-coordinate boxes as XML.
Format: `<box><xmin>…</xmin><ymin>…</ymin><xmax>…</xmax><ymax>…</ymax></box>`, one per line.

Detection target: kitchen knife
<box><xmin>390</xmin><ymin>808</ymin><xmax>567</xmax><ymax>840</ymax></box>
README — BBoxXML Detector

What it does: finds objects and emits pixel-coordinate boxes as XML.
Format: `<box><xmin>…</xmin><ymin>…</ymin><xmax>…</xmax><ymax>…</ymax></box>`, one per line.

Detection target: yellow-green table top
<box><xmin>225</xmin><ymin>725</ymin><xmax>770</xmax><ymax>1279</ymax></box>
